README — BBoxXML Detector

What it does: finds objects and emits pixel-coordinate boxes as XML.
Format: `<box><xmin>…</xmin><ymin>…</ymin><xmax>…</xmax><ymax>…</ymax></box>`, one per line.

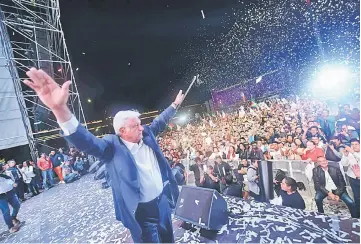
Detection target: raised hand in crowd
<box><xmin>352</xmin><ymin>164</ymin><xmax>360</xmax><ymax>179</ymax></box>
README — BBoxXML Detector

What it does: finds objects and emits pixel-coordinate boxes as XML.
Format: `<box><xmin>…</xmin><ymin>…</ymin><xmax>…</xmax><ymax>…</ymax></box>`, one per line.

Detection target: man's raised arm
<box><xmin>24</xmin><ymin>68</ymin><xmax>111</xmax><ymax>160</ymax></box>
<box><xmin>149</xmin><ymin>90</ymin><xmax>184</xmax><ymax>137</ymax></box>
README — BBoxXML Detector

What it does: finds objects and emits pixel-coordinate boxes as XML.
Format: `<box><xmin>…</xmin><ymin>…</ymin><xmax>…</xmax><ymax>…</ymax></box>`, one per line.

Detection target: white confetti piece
<box><xmin>201</xmin><ymin>10</ymin><xmax>205</xmax><ymax>19</ymax></box>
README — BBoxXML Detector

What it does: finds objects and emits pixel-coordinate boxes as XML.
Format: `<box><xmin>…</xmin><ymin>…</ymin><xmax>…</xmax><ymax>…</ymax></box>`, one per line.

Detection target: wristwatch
<box><xmin>171</xmin><ymin>102</ymin><xmax>178</xmax><ymax>109</ymax></box>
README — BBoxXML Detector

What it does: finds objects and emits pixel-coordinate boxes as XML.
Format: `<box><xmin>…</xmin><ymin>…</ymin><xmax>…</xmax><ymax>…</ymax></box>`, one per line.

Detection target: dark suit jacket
<box><xmin>312</xmin><ymin>165</ymin><xmax>346</xmax><ymax>196</ymax></box>
<box><xmin>64</xmin><ymin>106</ymin><xmax>179</xmax><ymax>243</ymax></box>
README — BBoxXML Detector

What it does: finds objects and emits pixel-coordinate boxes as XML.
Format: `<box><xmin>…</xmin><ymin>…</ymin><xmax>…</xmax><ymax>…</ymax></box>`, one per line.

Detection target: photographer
<box><xmin>189</xmin><ymin>157</ymin><xmax>204</xmax><ymax>187</ymax></box>
<box><xmin>223</xmin><ymin>174</ymin><xmax>242</xmax><ymax>198</ymax></box>
<box><xmin>247</xmin><ymin>160</ymin><xmax>261</xmax><ymax>202</ymax></box>
<box><xmin>0</xmin><ymin>165</ymin><xmax>21</xmax><ymax>233</ymax></box>
<box><xmin>340</xmin><ymin>138</ymin><xmax>360</xmax><ymax>218</ymax></box>
<box><xmin>325</xmin><ymin>136</ymin><xmax>345</xmax><ymax>162</ymax></box>
<box><xmin>201</xmin><ymin>165</ymin><xmax>220</xmax><ymax>192</ymax></box>
<box><xmin>213</xmin><ymin>156</ymin><xmax>231</xmax><ymax>193</ymax></box>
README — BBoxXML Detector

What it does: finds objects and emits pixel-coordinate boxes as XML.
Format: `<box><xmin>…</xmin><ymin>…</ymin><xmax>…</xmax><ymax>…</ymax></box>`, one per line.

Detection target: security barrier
<box><xmin>183</xmin><ymin>158</ymin><xmax>351</xmax><ymax>201</ymax></box>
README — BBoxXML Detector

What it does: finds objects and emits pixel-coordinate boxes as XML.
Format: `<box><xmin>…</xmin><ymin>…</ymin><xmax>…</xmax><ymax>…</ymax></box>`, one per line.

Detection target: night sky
<box><xmin>59</xmin><ymin>0</ymin><xmax>359</xmax><ymax>120</ymax></box>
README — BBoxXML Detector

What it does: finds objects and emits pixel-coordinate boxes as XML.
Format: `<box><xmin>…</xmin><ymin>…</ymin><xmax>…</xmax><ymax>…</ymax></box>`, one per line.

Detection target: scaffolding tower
<box><xmin>0</xmin><ymin>0</ymin><xmax>86</xmax><ymax>162</ymax></box>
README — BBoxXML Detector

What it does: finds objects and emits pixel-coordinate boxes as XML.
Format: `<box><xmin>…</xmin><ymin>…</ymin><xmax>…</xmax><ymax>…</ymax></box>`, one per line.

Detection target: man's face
<box><xmin>216</xmin><ymin>157</ymin><xmax>222</xmax><ymax>164</ymax></box>
<box><xmin>351</xmin><ymin>141</ymin><xmax>360</xmax><ymax>152</ymax></box>
<box><xmin>330</xmin><ymin>139</ymin><xmax>340</xmax><ymax>146</ymax></box>
<box><xmin>317</xmin><ymin>157</ymin><xmax>328</xmax><ymax>168</ymax></box>
<box><xmin>307</xmin><ymin>141</ymin><xmax>315</xmax><ymax>150</ymax></box>
<box><xmin>120</xmin><ymin>117</ymin><xmax>144</xmax><ymax>143</ymax></box>
<box><xmin>8</xmin><ymin>161</ymin><xmax>15</xmax><ymax>167</ymax></box>
<box><xmin>242</xmin><ymin>159</ymin><xmax>248</xmax><ymax>166</ymax></box>
<box><xmin>287</xmin><ymin>136</ymin><xmax>293</xmax><ymax>143</ymax></box>
<box><xmin>310</xmin><ymin>127</ymin><xmax>318</xmax><ymax>135</ymax></box>
<box><xmin>311</xmin><ymin>137</ymin><xmax>320</xmax><ymax>145</ymax></box>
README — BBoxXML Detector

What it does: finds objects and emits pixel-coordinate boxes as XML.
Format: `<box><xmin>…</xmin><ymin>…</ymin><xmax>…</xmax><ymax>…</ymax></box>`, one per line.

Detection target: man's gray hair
<box><xmin>113</xmin><ymin>110</ymin><xmax>141</xmax><ymax>135</ymax></box>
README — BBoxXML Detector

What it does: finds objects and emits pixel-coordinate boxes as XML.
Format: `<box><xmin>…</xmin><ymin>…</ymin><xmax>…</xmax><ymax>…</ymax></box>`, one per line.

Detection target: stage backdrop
<box><xmin>0</xmin><ymin>28</ymin><xmax>29</xmax><ymax>150</ymax></box>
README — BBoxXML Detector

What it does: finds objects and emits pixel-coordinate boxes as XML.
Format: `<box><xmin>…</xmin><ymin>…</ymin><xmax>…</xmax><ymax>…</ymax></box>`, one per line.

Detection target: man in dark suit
<box><xmin>24</xmin><ymin>68</ymin><xmax>184</xmax><ymax>243</ymax></box>
<box><xmin>313</xmin><ymin>156</ymin><xmax>357</xmax><ymax>218</ymax></box>
<box><xmin>213</xmin><ymin>156</ymin><xmax>231</xmax><ymax>193</ymax></box>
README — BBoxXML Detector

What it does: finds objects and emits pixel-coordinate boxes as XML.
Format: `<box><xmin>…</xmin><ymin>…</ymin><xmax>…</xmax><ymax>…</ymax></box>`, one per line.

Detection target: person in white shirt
<box><xmin>0</xmin><ymin>169</ymin><xmax>21</xmax><ymax>233</ymax></box>
<box><xmin>340</xmin><ymin>138</ymin><xmax>360</xmax><ymax>218</ymax></box>
<box><xmin>313</xmin><ymin>156</ymin><xmax>357</xmax><ymax>218</ymax></box>
<box><xmin>21</xmin><ymin>161</ymin><xmax>40</xmax><ymax>196</ymax></box>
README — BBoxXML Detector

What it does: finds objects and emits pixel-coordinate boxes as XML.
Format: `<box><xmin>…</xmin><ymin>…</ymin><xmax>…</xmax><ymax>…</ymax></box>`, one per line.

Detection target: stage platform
<box><xmin>0</xmin><ymin>175</ymin><xmax>359</xmax><ymax>243</ymax></box>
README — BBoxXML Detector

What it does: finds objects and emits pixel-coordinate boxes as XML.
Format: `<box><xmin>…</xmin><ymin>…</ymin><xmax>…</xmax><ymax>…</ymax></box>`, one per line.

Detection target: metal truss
<box><xmin>0</xmin><ymin>0</ymin><xmax>86</xmax><ymax>161</ymax></box>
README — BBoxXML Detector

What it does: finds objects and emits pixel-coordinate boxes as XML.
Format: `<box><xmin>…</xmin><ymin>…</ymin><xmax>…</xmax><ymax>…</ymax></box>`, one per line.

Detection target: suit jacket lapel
<box><xmin>116</xmin><ymin>135</ymin><xmax>138</xmax><ymax>169</ymax></box>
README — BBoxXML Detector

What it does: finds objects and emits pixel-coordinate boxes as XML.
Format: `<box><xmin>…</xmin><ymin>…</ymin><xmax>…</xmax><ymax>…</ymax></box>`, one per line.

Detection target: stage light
<box><xmin>179</xmin><ymin>115</ymin><xmax>187</xmax><ymax>122</ymax></box>
<box><xmin>57</xmin><ymin>68</ymin><xmax>62</xmax><ymax>72</ymax></box>
<box><xmin>312</xmin><ymin>65</ymin><xmax>352</xmax><ymax>98</ymax></box>
<box><xmin>316</xmin><ymin>65</ymin><xmax>350</xmax><ymax>88</ymax></box>
<box><xmin>87</xmin><ymin>99</ymin><xmax>92</xmax><ymax>103</ymax></box>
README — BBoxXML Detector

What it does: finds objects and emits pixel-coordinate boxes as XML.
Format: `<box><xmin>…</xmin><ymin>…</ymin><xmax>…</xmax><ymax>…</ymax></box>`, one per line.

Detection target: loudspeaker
<box><xmin>174</xmin><ymin>186</ymin><xmax>228</xmax><ymax>230</ymax></box>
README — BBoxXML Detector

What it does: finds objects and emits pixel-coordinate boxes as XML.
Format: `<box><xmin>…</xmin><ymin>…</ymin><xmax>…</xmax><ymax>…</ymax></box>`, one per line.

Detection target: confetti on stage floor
<box><xmin>0</xmin><ymin>175</ymin><xmax>358</xmax><ymax>243</ymax></box>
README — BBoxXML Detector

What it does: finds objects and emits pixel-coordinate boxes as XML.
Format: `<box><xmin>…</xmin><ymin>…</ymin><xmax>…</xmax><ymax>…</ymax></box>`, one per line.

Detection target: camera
<box><xmin>329</xmin><ymin>141</ymin><xmax>337</xmax><ymax>147</ymax></box>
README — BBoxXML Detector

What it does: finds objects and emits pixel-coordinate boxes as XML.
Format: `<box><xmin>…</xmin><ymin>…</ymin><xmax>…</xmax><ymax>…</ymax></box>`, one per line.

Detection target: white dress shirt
<box><xmin>323</xmin><ymin>168</ymin><xmax>337</xmax><ymax>192</ymax></box>
<box><xmin>341</xmin><ymin>152</ymin><xmax>360</xmax><ymax>179</ymax></box>
<box><xmin>59</xmin><ymin>115</ymin><xmax>163</xmax><ymax>202</ymax></box>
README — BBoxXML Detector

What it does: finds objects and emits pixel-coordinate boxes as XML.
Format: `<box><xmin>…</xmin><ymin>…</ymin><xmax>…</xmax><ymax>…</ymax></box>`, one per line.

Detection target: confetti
<box><xmin>201</xmin><ymin>10</ymin><xmax>205</xmax><ymax>19</ymax></box>
<box><xmin>175</xmin><ymin>0</ymin><xmax>359</xmax><ymax>100</ymax></box>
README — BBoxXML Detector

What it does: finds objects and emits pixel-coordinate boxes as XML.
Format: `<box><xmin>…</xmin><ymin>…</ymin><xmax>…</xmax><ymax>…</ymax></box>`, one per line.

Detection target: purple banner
<box><xmin>211</xmin><ymin>70</ymin><xmax>285</xmax><ymax>110</ymax></box>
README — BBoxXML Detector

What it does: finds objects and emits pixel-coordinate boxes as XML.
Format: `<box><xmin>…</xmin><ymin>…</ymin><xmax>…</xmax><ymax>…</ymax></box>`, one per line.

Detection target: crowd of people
<box><xmin>0</xmin><ymin>147</ymin><xmax>89</xmax><ymax>233</ymax></box>
<box><xmin>160</xmin><ymin>96</ymin><xmax>360</xmax><ymax>218</ymax></box>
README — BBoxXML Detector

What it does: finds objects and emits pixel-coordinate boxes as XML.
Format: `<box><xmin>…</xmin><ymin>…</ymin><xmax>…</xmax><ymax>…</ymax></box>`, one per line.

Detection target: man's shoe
<box><xmin>12</xmin><ymin>218</ymin><xmax>20</xmax><ymax>227</ymax></box>
<box><xmin>9</xmin><ymin>226</ymin><xmax>19</xmax><ymax>233</ymax></box>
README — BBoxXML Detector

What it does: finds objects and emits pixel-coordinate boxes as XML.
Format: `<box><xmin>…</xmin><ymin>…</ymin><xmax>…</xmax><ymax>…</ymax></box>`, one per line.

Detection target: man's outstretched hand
<box><xmin>173</xmin><ymin>90</ymin><xmax>185</xmax><ymax>106</ymax></box>
<box><xmin>24</xmin><ymin>68</ymin><xmax>72</xmax><ymax>123</ymax></box>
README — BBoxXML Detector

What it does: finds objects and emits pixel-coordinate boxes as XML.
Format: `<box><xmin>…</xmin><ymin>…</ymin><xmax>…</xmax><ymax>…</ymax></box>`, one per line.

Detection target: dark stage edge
<box><xmin>0</xmin><ymin>175</ymin><xmax>359</xmax><ymax>243</ymax></box>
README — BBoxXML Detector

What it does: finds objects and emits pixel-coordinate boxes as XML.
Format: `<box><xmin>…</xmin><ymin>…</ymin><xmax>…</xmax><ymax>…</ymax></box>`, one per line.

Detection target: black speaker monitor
<box><xmin>174</xmin><ymin>186</ymin><xmax>228</xmax><ymax>230</ymax></box>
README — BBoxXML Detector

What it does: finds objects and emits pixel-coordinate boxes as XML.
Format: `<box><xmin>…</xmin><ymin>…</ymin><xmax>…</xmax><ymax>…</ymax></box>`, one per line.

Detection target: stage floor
<box><xmin>0</xmin><ymin>174</ymin><xmax>130</xmax><ymax>243</ymax></box>
<box><xmin>0</xmin><ymin>174</ymin><xmax>358</xmax><ymax>243</ymax></box>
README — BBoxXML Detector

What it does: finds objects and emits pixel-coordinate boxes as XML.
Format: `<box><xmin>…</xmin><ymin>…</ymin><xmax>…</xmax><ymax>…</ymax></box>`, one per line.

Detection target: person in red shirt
<box><xmin>37</xmin><ymin>153</ymin><xmax>54</xmax><ymax>189</ymax></box>
<box><xmin>302</xmin><ymin>141</ymin><xmax>325</xmax><ymax>162</ymax></box>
